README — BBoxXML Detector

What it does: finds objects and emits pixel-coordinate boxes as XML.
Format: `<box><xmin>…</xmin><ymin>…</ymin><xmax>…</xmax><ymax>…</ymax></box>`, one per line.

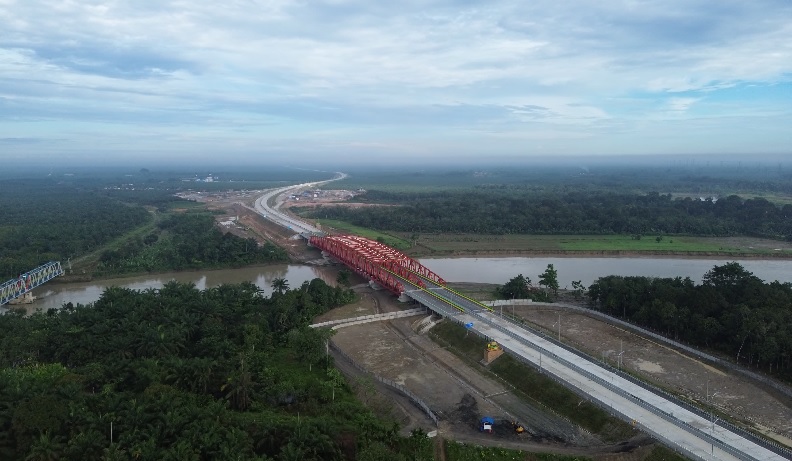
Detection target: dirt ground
<box><xmin>514</xmin><ymin>302</ymin><xmax>792</xmax><ymax>446</ymax></box>
<box><xmin>316</xmin><ymin>283</ymin><xmax>655</xmax><ymax>459</ymax></box>
<box><xmin>205</xmin><ymin>190</ymin><xmax>792</xmax><ymax>456</ymax></box>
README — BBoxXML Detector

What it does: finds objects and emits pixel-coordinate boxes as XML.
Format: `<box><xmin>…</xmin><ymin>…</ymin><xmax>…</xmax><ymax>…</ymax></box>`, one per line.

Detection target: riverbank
<box><xmin>404</xmin><ymin>233</ymin><xmax>792</xmax><ymax>259</ymax></box>
<box><xmin>410</xmin><ymin>248</ymin><xmax>792</xmax><ymax>259</ymax></box>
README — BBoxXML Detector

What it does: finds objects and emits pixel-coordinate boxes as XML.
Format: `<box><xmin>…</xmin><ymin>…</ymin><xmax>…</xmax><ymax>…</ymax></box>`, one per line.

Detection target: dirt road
<box><xmin>317</xmin><ymin>286</ymin><xmax>658</xmax><ymax>459</ymax></box>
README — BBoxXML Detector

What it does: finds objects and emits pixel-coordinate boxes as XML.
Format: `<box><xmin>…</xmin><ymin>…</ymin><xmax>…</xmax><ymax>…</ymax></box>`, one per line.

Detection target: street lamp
<box><xmin>551</xmin><ymin>312</ymin><xmax>561</xmax><ymax>342</ymax></box>
<box><xmin>706</xmin><ymin>380</ymin><xmax>721</xmax><ymax>457</ymax></box>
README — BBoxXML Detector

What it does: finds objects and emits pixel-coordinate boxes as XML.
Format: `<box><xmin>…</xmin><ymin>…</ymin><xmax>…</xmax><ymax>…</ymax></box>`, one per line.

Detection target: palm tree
<box><xmin>101</xmin><ymin>444</ymin><xmax>127</xmax><ymax>461</ymax></box>
<box><xmin>222</xmin><ymin>358</ymin><xmax>254</xmax><ymax>411</ymax></box>
<box><xmin>271</xmin><ymin>278</ymin><xmax>289</xmax><ymax>295</ymax></box>
<box><xmin>25</xmin><ymin>431</ymin><xmax>64</xmax><ymax>461</ymax></box>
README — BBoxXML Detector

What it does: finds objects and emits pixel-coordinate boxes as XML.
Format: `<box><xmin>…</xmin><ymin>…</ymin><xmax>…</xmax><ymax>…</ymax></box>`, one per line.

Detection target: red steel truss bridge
<box><xmin>308</xmin><ymin>233</ymin><xmax>789</xmax><ymax>461</ymax></box>
<box><xmin>308</xmin><ymin>234</ymin><xmax>445</xmax><ymax>295</ymax></box>
<box><xmin>0</xmin><ymin>261</ymin><xmax>64</xmax><ymax>306</ymax></box>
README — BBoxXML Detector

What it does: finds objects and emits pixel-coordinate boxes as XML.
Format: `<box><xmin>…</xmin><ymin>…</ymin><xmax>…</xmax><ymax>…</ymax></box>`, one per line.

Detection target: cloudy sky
<box><xmin>1</xmin><ymin>0</ymin><xmax>791</xmax><ymax>164</ymax></box>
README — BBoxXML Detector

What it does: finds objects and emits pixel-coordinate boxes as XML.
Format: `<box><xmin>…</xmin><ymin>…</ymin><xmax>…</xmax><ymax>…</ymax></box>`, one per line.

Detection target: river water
<box><xmin>14</xmin><ymin>265</ymin><xmax>336</xmax><ymax>313</ymax></box>
<box><xmin>7</xmin><ymin>257</ymin><xmax>791</xmax><ymax>313</ymax></box>
<box><xmin>419</xmin><ymin>257</ymin><xmax>792</xmax><ymax>288</ymax></box>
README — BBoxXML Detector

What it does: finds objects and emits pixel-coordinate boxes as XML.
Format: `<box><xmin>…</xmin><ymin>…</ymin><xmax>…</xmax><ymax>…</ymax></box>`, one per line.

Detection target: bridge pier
<box><xmin>368</xmin><ymin>280</ymin><xmax>382</xmax><ymax>291</ymax></box>
<box><xmin>398</xmin><ymin>292</ymin><xmax>411</xmax><ymax>303</ymax></box>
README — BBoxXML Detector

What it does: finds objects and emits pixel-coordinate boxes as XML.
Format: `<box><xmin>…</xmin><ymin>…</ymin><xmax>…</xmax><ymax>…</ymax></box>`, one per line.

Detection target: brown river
<box><xmin>6</xmin><ymin>257</ymin><xmax>791</xmax><ymax>313</ymax></box>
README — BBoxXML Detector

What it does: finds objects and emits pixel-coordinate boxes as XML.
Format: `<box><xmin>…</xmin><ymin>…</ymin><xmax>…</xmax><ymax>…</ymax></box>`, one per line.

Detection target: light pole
<box><xmin>552</xmin><ymin>312</ymin><xmax>561</xmax><ymax>341</ymax></box>
<box><xmin>706</xmin><ymin>381</ymin><xmax>721</xmax><ymax>457</ymax></box>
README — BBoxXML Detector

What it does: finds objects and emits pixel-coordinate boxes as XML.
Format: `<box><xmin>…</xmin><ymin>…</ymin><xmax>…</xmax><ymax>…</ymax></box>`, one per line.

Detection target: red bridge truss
<box><xmin>309</xmin><ymin>234</ymin><xmax>446</xmax><ymax>294</ymax></box>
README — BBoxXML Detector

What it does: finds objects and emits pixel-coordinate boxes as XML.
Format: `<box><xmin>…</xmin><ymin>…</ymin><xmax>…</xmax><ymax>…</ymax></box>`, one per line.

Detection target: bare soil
<box><xmin>323</xmin><ymin>281</ymin><xmax>655</xmax><ymax>459</ymax></box>
<box><xmin>515</xmin><ymin>301</ymin><xmax>792</xmax><ymax>446</ymax></box>
<box><xmin>204</xmin><ymin>193</ymin><xmax>792</xmax><ymax>455</ymax></box>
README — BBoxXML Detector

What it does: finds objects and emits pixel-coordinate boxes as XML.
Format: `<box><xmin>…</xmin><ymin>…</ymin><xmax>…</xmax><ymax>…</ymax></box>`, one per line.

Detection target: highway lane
<box><xmin>411</xmin><ymin>281</ymin><xmax>786</xmax><ymax>461</ymax></box>
<box><xmin>253</xmin><ymin>172</ymin><xmax>347</xmax><ymax>234</ymax></box>
<box><xmin>250</xmin><ymin>176</ymin><xmax>788</xmax><ymax>460</ymax></box>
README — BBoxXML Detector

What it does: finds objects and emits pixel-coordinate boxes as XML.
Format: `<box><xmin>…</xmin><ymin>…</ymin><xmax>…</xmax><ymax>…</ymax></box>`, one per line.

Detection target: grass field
<box><xmin>412</xmin><ymin>233</ymin><xmax>792</xmax><ymax>256</ymax></box>
<box><xmin>429</xmin><ymin>322</ymin><xmax>634</xmax><ymax>442</ymax></box>
<box><xmin>290</xmin><ymin>216</ymin><xmax>792</xmax><ymax>257</ymax></box>
<box><xmin>315</xmin><ymin>219</ymin><xmax>412</xmax><ymax>250</ymax></box>
<box><xmin>445</xmin><ymin>441</ymin><xmax>592</xmax><ymax>461</ymax></box>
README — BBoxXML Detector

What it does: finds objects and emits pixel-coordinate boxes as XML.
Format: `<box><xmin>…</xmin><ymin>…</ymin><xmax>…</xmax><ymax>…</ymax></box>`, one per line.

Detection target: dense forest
<box><xmin>0</xmin><ymin>280</ymin><xmax>434</xmax><ymax>460</ymax></box>
<box><xmin>588</xmin><ymin>263</ymin><xmax>792</xmax><ymax>377</ymax></box>
<box><xmin>0</xmin><ymin>180</ymin><xmax>152</xmax><ymax>279</ymax></box>
<box><xmin>95</xmin><ymin>213</ymin><xmax>287</xmax><ymax>275</ymax></box>
<box><xmin>302</xmin><ymin>190</ymin><xmax>792</xmax><ymax>238</ymax></box>
<box><xmin>0</xmin><ymin>172</ymin><xmax>296</xmax><ymax>279</ymax></box>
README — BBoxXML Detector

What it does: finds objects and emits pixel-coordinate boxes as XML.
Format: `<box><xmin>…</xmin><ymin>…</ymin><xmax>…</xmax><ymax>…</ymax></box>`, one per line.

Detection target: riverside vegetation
<box><xmin>0</xmin><ymin>171</ymin><xmax>298</xmax><ymax>280</ymax></box>
<box><xmin>0</xmin><ymin>279</ymin><xmax>441</xmax><ymax>460</ymax></box>
<box><xmin>298</xmin><ymin>165</ymin><xmax>792</xmax><ymax>254</ymax></box>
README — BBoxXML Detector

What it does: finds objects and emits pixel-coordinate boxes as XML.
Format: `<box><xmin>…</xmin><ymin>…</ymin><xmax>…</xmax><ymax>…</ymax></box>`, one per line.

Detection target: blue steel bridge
<box><xmin>0</xmin><ymin>261</ymin><xmax>64</xmax><ymax>306</ymax></box>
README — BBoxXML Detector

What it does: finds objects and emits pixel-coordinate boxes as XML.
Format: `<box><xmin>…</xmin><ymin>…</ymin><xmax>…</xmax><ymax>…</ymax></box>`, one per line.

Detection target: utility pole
<box><xmin>557</xmin><ymin>312</ymin><xmax>561</xmax><ymax>341</ymax></box>
<box><xmin>706</xmin><ymin>380</ymin><xmax>720</xmax><ymax>457</ymax></box>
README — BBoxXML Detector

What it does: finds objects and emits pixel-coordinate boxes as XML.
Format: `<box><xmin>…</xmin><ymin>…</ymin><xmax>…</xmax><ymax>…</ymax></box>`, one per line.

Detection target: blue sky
<box><xmin>1</xmin><ymin>0</ymin><xmax>791</xmax><ymax>164</ymax></box>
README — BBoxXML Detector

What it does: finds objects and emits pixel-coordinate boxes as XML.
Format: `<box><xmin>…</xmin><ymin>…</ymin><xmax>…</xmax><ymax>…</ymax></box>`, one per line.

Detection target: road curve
<box><xmin>253</xmin><ymin>172</ymin><xmax>347</xmax><ymax>234</ymax></box>
<box><xmin>253</xmin><ymin>175</ymin><xmax>788</xmax><ymax>461</ymax></box>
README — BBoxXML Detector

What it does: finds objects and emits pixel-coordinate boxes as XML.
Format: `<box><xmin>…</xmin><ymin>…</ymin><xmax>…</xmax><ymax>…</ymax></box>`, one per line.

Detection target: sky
<box><xmin>1</xmin><ymin>0</ymin><xmax>791</xmax><ymax>165</ymax></box>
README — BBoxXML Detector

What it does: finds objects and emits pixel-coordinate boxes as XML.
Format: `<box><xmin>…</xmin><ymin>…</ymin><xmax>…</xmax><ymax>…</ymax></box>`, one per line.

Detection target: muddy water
<box><xmin>418</xmin><ymin>257</ymin><xmax>792</xmax><ymax>288</ymax></box>
<box><xmin>8</xmin><ymin>257</ymin><xmax>791</xmax><ymax>313</ymax></box>
<box><xmin>15</xmin><ymin>265</ymin><xmax>337</xmax><ymax>314</ymax></box>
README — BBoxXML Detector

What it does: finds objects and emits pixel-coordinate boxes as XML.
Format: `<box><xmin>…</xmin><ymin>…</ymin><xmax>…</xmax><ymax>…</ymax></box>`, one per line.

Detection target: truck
<box><xmin>479</xmin><ymin>416</ymin><xmax>495</xmax><ymax>433</ymax></box>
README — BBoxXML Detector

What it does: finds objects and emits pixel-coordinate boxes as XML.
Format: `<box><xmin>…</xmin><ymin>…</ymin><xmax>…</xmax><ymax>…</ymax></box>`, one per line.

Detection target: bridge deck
<box><xmin>1</xmin><ymin>262</ymin><xmax>64</xmax><ymax>306</ymax></box>
<box><xmin>401</xmin><ymin>278</ymin><xmax>786</xmax><ymax>461</ymax></box>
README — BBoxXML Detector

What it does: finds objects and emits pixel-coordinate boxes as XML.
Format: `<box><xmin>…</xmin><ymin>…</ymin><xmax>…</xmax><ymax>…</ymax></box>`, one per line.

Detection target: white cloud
<box><xmin>0</xmin><ymin>0</ymin><xmax>791</xmax><ymax>160</ymax></box>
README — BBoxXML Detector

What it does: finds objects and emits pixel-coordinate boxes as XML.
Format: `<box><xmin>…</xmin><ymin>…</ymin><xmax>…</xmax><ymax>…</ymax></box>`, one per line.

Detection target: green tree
<box><xmin>538</xmin><ymin>264</ymin><xmax>559</xmax><ymax>297</ymax></box>
<box><xmin>571</xmin><ymin>280</ymin><xmax>585</xmax><ymax>298</ymax></box>
<box><xmin>336</xmin><ymin>270</ymin><xmax>351</xmax><ymax>287</ymax></box>
<box><xmin>25</xmin><ymin>431</ymin><xmax>64</xmax><ymax>461</ymax></box>
<box><xmin>496</xmin><ymin>274</ymin><xmax>531</xmax><ymax>299</ymax></box>
<box><xmin>271</xmin><ymin>278</ymin><xmax>289</xmax><ymax>295</ymax></box>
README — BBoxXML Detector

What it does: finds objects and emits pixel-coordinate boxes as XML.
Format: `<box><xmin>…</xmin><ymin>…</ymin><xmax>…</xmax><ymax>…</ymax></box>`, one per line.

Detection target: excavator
<box><xmin>512</xmin><ymin>421</ymin><xmax>525</xmax><ymax>434</ymax></box>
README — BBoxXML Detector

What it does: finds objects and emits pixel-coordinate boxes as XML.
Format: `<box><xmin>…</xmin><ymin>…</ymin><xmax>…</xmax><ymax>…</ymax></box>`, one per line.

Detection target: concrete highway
<box><xmin>251</xmin><ymin>173</ymin><xmax>788</xmax><ymax>460</ymax></box>
<box><xmin>253</xmin><ymin>171</ymin><xmax>347</xmax><ymax>234</ymax></box>
<box><xmin>405</xmin><ymin>280</ymin><xmax>786</xmax><ymax>461</ymax></box>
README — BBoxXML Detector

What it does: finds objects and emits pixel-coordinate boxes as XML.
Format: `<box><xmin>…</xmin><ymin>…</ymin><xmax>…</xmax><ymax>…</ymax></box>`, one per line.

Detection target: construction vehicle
<box><xmin>512</xmin><ymin>421</ymin><xmax>525</xmax><ymax>434</ymax></box>
<box><xmin>479</xmin><ymin>416</ymin><xmax>495</xmax><ymax>433</ymax></box>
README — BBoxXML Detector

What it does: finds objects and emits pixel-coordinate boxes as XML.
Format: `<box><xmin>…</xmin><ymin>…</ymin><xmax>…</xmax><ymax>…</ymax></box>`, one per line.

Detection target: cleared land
<box><xmin>313</xmin><ymin>277</ymin><xmax>792</xmax><ymax>459</ymax></box>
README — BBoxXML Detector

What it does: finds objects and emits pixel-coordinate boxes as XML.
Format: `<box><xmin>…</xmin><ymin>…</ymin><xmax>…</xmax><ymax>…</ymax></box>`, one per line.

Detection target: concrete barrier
<box><xmin>310</xmin><ymin>307</ymin><xmax>427</xmax><ymax>329</ymax></box>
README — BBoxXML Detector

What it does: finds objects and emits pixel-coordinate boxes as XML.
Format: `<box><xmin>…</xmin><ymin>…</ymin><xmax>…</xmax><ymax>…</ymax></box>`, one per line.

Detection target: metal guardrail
<box><xmin>342</xmin><ymin>265</ymin><xmax>789</xmax><ymax>459</ymax></box>
<box><xmin>460</xmin><ymin>309</ymin><xmax>766</xmax><ymax>461</ymax></box>
<box><xmin>554</xmin><ymin>301</ymin><xmax>792</xmax><ymax>402</ymax></box>
<box><xmin>445</xmin><ymin>314</ymin><xmax>717</xmax><ymax>461</ymax></box>
<box><xmin>531</xmin><ymin>302</ymin><xmax>792</xmax><ymax>460</ymax></box>
<box><xmin>420</xmin><ymin>282</ymin><xmax>789</xmax><ymax>460</ymax></box>
<box><xmin>328</xmin><ymin>340</ymin><xmax>439</xmax><ymax>427</ymax></box>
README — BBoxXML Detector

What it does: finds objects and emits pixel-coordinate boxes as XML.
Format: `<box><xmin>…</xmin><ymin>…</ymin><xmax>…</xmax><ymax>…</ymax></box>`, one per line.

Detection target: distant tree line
<box><xmin>0</xmin><ymin>280</ymin><xmax>434</xmax><ymax>460</ymax></box>
<box><xmin>588</xmin><ymin>263</ymin><xmax>792</xmax><ymax>377</ymax></box>
<box><xmin>303</xmin><ymin>190</ymin><xmax>792</xmax><ymax>239</ymax></box>
<box><xmin>0</xmin><ymin>180</ymin><xmax>151</xmax><ymax>279</ymax></box>
<box><xmin>96</xmin><ymin>213</ymin><xmax>287</xmax><ymax>274</ymax></box>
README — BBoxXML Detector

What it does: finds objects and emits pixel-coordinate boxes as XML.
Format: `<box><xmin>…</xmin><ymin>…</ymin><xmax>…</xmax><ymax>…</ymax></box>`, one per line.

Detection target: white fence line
<box><xmin>310</xmin><ymin>307</ymin><xmax>427</xmax><ymax>329</ymax></box>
